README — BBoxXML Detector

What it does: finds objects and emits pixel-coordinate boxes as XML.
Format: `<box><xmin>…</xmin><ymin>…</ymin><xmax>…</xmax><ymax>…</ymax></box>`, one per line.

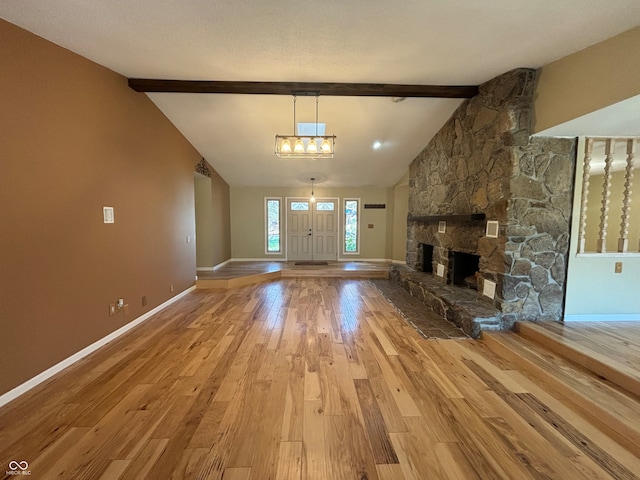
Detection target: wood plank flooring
<box><xmin>527</xmin><ymin>320</ymin><xmax>640</xmax><ymax>375</ymax></box>
<box><xmin>1</xmin><ymin>279</ymin><xmax>639</xmax><ymax>479</ymax></box>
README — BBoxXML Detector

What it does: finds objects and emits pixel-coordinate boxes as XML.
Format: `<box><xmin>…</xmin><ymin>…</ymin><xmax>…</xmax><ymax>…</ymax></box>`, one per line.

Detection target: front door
<box><xmin>286</xmin><ymin>198</ymin><xmax>337</xmax><ymax>262</ymax></box>
<box><xmin>312</xmin><ymin>200</ymin><xmax>337</xmax><ymax>261</ymax></box>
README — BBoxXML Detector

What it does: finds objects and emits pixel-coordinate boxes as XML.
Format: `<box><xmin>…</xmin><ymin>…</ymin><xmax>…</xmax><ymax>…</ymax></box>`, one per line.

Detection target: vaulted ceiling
<box><xmin>2</xmin><ymin>1</ymin><xmax>639</xmax><ymax>187</ymax></box>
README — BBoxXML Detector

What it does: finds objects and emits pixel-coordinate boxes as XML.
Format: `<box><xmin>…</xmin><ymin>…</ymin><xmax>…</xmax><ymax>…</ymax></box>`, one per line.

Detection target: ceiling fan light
<box><xmin>307</xmin><ymin>138</ymin><xmax>318</xmax><ymax>153</ymax></box>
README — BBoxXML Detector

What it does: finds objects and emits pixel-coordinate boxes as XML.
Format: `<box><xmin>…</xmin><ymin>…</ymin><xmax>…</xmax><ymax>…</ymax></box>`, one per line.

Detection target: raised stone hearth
<box><xmin>390</xmin><ymin>264</ymin><xmax>501</xmax><ymax>338</ymax></box>
<box><xmin>395</xmin><ymin>68</ymin><xmax>576</xmax><ymax>335</ymax></box>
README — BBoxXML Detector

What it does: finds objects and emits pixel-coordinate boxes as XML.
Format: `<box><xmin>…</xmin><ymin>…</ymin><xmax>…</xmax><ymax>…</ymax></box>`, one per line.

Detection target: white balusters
<box><xmin>618</xmin><ymin>139</ymin><xmax>636</xmax><ymax>252</ymax></box>
<box><xmin>597</xmin><ymin>139</ymin><xmax>615</xmax><ymax>253</ymax></box>
<box><xmin>578</xmin><ymin>138</ymin><xmax>593</xmax><ymax>253</ymax></box>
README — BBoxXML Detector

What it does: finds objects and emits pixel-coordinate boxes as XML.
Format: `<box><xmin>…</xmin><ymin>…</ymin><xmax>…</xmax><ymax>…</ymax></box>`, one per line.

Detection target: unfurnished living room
<box><xmin>2</xmin><ymin>2</ymin><xmax>640</xmax><ymax>479</ymax></box>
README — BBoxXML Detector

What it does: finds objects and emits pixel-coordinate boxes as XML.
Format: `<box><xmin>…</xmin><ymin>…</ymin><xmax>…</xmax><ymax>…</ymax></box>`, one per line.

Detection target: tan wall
<box><xmin>195</xmin><ymin>167</ymin><xmax>231</xmax><ymax>268</ymax></box>
<box><xmin>195</xmin><ymin>173</ymin><xmax>214</xmax><ymax>266</ymax></box>
<box><xmin>210</xmin><ymin>167</ymin><xmax>232</xmax><ymax>265</ymax></box>
<box><xmin>392</xmin><ymin>183</ymin><xmax>409</xmax><ymax>262</ymax></box>
<box><xmin>0</xmin><ymin>20</ymin><xmax>210</xmax><ymax>395</ymax></box>
<box><xmin>535</xmin><ymin>27</ymin><xmax>640</xmax><ymax>133</ymax></box>
<box><xmin>230</xmin><ymin>186</ymin><xmax>394</xmax><ymax>259</ymax></box>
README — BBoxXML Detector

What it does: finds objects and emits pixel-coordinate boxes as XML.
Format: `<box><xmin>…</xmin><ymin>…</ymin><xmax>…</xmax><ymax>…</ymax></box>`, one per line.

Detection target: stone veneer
<box><xmin>398</xmin><ymin>68</ymin><xmax>576</xmax><ymax>336</ymax></box>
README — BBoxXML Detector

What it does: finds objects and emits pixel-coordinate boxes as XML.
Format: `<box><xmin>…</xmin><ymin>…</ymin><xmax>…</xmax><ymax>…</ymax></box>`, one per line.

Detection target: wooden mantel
<box><xmin>408</xmin><ymin>213</ymin><xmax>486</xmax><ymax>223</ymax></box>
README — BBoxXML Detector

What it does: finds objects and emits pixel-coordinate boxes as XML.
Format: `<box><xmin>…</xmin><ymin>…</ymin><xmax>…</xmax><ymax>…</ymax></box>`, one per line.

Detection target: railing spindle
<box><xmin>578</xmin><ymin>138</ymin><xmax>593</xmax><ymax>253</ymax></box>
<box><xmin>618</xmin><ymin>139</ymin><xmax>636</xmax><ymax>252</ymax></box>
<box><xmin>597</xmin><ymin>139</ymin><xmax>615</xmax><ymax>253</ymax></box>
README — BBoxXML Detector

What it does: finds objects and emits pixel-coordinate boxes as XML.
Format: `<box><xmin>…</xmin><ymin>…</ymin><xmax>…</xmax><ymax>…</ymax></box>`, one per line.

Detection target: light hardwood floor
<box><xmin>1</xmin><ymin>278</ymin><xmax>639</xmax><ymax>479</ymax></box>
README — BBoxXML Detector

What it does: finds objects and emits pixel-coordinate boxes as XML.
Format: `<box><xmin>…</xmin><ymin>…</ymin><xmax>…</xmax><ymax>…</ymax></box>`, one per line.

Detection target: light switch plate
<box><xmin>438</xmin><ymin>221</ymin><xmax>446</xmax><ymax>233</ymax></box>
<box><xmin>103</xmin><ymin>206</ymin><xmax>114</xmax><ymax>223</ymax></box>
<box><xmin>437</xmin><ymin>263</ymin><xmax>445</xmax><ymax>277</ymax></box>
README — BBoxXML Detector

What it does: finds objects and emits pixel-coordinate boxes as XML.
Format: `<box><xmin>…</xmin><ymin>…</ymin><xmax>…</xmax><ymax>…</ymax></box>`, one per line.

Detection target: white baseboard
<box><xmin>230</xmin><ymin>257</ymin><xmax>286</xmax><ymax>262</ymax></box>
<box><xmin>564</xmin><ymin>313</ymin><xmax>640</xmax><ymax>322</ymax></box>
<box><xmin>338</xmin><ymin>258</ymin><xmax>391</xmax><ymax>262</ymax></box>
<box><xmin>0</xmin><ymin>286</ymin><xmax>196</xmax><ymax>409</ymax></box>
<box><xmin>196</xmin><ymin>259</ymin><xmax>233</xmax><ymax>272</ymax></box>
<box><xmin>391</xmin><ymin>260</ymin><xmax>407</xmax><ymax>265</ymax></box>
<box><xmin>213</xmin><ymin>259</ymin><xmax>232</xmax><ymax>270</ymax></box>
<box><xmin>230</xmin><ymin>257</ymin><xmax>392</xmax><ymax>263</ymax></box>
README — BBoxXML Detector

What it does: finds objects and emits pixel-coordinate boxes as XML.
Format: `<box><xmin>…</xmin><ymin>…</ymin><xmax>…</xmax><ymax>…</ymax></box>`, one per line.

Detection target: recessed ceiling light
<box><xmin>372</xmin><ymin>141</ymin><xmax>382</xmax><ymax>150</ymax></box>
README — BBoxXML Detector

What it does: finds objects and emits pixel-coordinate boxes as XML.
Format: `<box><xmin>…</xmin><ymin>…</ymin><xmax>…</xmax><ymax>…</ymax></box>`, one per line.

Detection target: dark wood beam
<box><xmin>408</xmin><ymin>213</ymin><xmax>486</xmax><ymax>223</ymax></box>
<box><xmin>127</xmin><ymin>79</ymin><xmax>479</xmax><ymax>98</ymax></box>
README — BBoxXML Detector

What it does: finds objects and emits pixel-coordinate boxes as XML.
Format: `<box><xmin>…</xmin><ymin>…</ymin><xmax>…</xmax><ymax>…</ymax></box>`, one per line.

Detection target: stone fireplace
<box><xmin>419</xmin><ymin>243</ymin><xmax>434</xmax><ymax>273</ymax></box>
<box><xmin>449</xmin><ymin>250</ymin><xmax>480</xmax><ymax>289</ymax></box>
<box><xmin>391</xmin><ymin>68</ymin><xmax>577</xmax><ymax>337</ymax></box>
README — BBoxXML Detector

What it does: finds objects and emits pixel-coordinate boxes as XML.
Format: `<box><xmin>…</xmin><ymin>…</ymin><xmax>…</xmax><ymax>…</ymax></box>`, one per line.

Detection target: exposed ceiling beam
<box><xmin>127</xmin><ymin>79</ymin><xmax>479</xmax><ymax>98</ymax></box>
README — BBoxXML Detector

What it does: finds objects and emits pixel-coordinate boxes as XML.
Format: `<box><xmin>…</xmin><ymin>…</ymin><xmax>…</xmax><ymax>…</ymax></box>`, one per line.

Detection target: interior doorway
<box><xmin>286</xmin><ymin>198</ymin><xmax>338</xmax><ymax>262</ymax></box>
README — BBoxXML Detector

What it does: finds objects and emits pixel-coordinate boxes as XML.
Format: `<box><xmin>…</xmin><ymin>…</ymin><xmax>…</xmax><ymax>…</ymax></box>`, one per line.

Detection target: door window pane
<box><xmin>316</xmin><ymin>202</ymin><xmax>335</xmax><ymax>211</ymax></box>
<box><xmin>344</xmin><ymin>199</ymin><xmax>359</xmax><ymax>253</ymax></box>
<box><xmin>267</xmin><ymin>199</ymin><xmax>280</xmax><ymax>252</ymax></box>
<box><xmin>291</xmin><ymin>201</ymin><xmax>309</xmax><ymax>211</ymax></box>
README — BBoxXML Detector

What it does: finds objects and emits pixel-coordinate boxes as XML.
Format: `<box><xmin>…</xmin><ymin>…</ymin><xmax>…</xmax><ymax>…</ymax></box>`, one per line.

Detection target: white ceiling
<box><xmin>2</xmin><ymin>1</ymin><xmax>639</xmax><ymax>187</ymax></box>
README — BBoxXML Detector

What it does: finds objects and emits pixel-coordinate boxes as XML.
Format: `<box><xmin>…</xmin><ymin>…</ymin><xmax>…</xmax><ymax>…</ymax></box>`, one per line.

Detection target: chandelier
<box><xmin>275</xmin><ymin>95</ymin><xmax>336</xmax><ymax>158</ymax></box>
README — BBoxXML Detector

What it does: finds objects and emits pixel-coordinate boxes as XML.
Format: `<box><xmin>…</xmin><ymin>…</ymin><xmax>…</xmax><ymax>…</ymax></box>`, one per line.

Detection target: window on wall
<box><xmin>266</xmin><ymin>198</ymin><xmax>281</xmax><ymax>253</ymax></box>
<box><xmin>344</xmin><ymin>199</ymin><xmax>359</xmax><ymax>254</ymax></box>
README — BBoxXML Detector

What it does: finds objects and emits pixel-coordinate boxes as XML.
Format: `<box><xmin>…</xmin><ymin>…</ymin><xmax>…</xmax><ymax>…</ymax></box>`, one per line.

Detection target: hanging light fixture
<box><xmin>275</xmin><ymin>94</ymin><xmax>336</xmax><ymax>158</ymax></box>
<box><xmin>310</xmin><ymin>177</ymin><xmax>316</xmax><ymax>203</ymax></box>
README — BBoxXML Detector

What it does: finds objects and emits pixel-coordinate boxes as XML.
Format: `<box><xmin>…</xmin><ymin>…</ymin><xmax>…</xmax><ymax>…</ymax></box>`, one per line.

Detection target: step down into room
<box><xmin>196</xmin><ymin>261</ymin><xmax>389</xmax><ymax>289</ymax></box>
<box><xmin>515</xmin><ymin>321</ymin><xmax>640</xmax><ymax>398</ymax></box>
<box><xmin>482</xmin><ymin>326</ymin><xmax>640</xmax><ymax>459</ymax></box>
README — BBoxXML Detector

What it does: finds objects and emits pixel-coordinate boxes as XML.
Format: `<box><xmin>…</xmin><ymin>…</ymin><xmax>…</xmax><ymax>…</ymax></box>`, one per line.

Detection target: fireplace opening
<box><xmin>421</xmin><ymin>244</ymin><xmax>433</xmax><ymax>273</ymax></box>
<box><xmin>448</xmin><ymin>251</ymin><xmax>480</xmax><ymax>289</ymax></box>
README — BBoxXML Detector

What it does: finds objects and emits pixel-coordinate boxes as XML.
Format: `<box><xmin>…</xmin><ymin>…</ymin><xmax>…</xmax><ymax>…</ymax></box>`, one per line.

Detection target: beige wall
<box><xmin>0</xmin><ymin>20</ymin><xmax>225</xmax><ymax>396</ymax></box>
<box><xmin>195</xmin><ymin>173</ymin><xmax>214</xmax><ymax>266</ymax></box>
<box><xmin>195</xmin><ymin>167</ymin><xmax>231</xmax><ymax>268</ymax></box>
<box><xmin>210</xmin><ymin>167</ymin><xmax>232</xmax><ymax>265</ymax></box>
<box><xmin>535</xmin><ymin>27</ymin><xmax>640</xmax><ymax>133</ymax></box>
<box><xmin>392</xmin><ymin>179</ymin><xmax>409</xmax><ymax>262</ymax></box>
<box><xmin>230</xmin><ymin>186</ymin><xmax>395</xmax><ymax>260</ymax></box>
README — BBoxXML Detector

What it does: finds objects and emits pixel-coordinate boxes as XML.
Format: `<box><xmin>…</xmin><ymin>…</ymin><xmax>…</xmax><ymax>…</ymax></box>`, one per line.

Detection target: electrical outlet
<box><xmin>615</xmin><ymin>262</ymin><xmax>623</xmax><ymax>273</ymax></box>
<box><xmin>109</xmin><ymin>303</ymin><xmax>116</xmax><ymax>316</ymax></box>
<box><xmin>170</xmin><ymin>284</ymin><xmax>174</xmax><ymax>293</ymax></box>
<box><xmin>117</xmin><ymin>298</ymin><xmax>124</xmax><ymax>310</ymax></box>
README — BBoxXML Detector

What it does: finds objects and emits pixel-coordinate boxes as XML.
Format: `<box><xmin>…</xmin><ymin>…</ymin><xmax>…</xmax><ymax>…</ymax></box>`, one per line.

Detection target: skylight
<box><xmin>297</xmin><ymin>122</ymin><xmax>326</xmax><ymax>136</ymax></box>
